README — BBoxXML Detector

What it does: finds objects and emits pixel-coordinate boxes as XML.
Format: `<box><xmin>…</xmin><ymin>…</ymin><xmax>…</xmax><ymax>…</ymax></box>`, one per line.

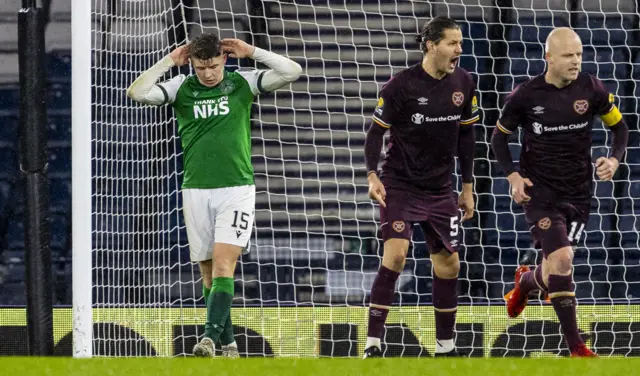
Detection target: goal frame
<box><xmin>72</xmin><ymin>0</ymin><xmax>93</xmax><ymax>358</ymax></box>
<box><xmin>69</xmin><ymin>0</ymin><xmax>639</xmax><ymax>359</ymax></box>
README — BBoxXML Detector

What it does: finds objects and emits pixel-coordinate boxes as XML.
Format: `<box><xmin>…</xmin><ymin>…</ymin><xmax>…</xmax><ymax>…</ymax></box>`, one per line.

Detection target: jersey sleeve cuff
<box><xmin>372</xmin><ymin>116</ymin><xmax>391</xmax><ymax>128</ymax></box>
<box><xmin>460</xmin><ymin>115</ymin><xmax>480</xmax><ymax>125</ymax></box>
<box><xmin>156</xmin><ymin>84</ymin><xmax>169</xmax><ymax>105</ymax></box>
<box><xmin>496</xmin><ymin>121</ymin><xmax>514</xmax><ymax>135</ymax></box>
<box><xmin>257</xmin><ymin>71</ymin><xmax>266</xmax><ymax>94</ymax></box>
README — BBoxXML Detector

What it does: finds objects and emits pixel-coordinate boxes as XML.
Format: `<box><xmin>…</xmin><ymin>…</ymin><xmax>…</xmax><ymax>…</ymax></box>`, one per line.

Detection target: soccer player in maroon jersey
<box><xmin>491</xmin><ymin>28</ymin><xmax>629</xmax><ymax>357</ymax></box>
<box><xmin>363</xmin><ymin>16</ymin><xmax>479</xmax><ymax>358</ymax></box>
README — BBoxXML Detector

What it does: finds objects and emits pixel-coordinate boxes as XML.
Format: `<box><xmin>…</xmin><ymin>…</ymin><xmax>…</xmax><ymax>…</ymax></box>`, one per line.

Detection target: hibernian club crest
<box><xmin>219</xmin><ymin>79</ymin><xmax>235</xmax><ymax>95</ymax></box>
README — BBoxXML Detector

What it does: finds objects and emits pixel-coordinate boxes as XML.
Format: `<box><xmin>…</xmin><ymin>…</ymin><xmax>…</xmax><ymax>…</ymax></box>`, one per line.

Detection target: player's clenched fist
<box><xmin>595</xmin><ymin>156</ymin><xmax>619</xmax><ymax>182</ymax></box>
<box><xmin>507</xmin><ymin>171</ymin><xmax>533</xmax><ymax>204</ymax></box>
<box><xmin>367</xmin><ymin>172</ymin><xmax>386</xmax><ymax>208</ymax></box>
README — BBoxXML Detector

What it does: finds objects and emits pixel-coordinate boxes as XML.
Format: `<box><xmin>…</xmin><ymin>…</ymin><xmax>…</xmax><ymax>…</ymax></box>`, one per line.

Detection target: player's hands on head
<box><xmin>458</xmin><ymin>184</ymin><xmax>474</xmax><ymax>222</ymax></box>
<box><xmin>169</xmin><ymin>45</ymin><xmax>190</xmax><ymax>66</ymax></box>
<box><xmin>221</xmin><ymin>39</ymin><xmax>256</xmax><ymax>59</ymax></box>
<box><xmin>507</xmin><ymin>172</ymin><xmax>533</xmax><ymax>205</ymax></box>
<box><xmin>367</xmin><ymin>173</ymin><xmax>386</xmax><ymax>208</ymax></box>
<box><xmin>595</xmin><ymin>157</ymin><xmax>619</xmax><ymax>182</ymax></box>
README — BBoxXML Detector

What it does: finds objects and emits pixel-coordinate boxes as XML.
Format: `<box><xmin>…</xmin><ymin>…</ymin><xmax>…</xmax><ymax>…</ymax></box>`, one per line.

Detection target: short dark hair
<box><xmin>188</xmin><ymin>33</ymin><xmax>222</xmax><ymax>60</ymax></box>
<box><xmin>415</xmin><ymin>16</ymin><xmax>460</xmax><ymax>53</ymax></box>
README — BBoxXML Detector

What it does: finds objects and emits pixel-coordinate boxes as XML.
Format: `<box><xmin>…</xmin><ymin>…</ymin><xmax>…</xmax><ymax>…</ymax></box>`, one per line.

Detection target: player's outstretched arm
<box><xmin>221</xmin><ymin>39</ymin><xmax>302</xmax><ymax>93</ymax></box>
<box><xmin>126</xmin><ymin>45</ymin><xmax>188</xmax><ymax>105</ymax></box>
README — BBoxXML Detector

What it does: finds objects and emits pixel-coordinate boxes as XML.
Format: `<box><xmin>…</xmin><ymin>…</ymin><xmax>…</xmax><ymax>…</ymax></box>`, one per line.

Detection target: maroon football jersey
<box><xmin>497</xmin><ymin>73</ymin><xmax>616</xmax><ymax>199</ymax></box>
<box><xmin>372</xmin><ymin>64</ymin><xmax>479</xmax><ymax>192</ymax></box>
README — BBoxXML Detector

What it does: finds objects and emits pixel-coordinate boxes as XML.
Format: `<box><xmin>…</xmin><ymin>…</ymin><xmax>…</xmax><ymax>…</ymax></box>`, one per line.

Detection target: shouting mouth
<box><xmin>450</xmin><ymin>56</ymin><xmax>460</xmax><ymax>69</ymax></box>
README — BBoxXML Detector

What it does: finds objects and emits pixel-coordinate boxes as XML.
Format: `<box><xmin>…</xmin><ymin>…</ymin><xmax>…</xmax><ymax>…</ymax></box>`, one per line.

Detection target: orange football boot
<box><xmin>571</xmin><ymin>344</ymin><xmax>598</xmax><ymax>358</ymax></box>
<box><xmin>504</xmin><ymin>265</ymin><xmax>531</xmax><ymax>318</ymax></box>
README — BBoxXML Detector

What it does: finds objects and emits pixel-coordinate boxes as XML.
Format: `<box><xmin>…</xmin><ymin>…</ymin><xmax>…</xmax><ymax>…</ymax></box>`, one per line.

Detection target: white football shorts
<box><xmin>182</xmin><ymin>185</ymin><xmax>255</xmax><ymax>262</ymax></box>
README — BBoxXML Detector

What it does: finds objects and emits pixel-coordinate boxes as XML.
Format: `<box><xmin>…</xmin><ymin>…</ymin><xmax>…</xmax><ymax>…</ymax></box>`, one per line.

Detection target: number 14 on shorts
<box><xmin>568</xmin><ymin>221</ymin><xmax>585</xmax><ymax>243</ymax></box>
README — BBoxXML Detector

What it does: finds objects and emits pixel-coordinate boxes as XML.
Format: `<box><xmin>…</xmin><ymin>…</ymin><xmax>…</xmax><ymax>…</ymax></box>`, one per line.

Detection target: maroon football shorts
<box><xmin>523</xmin><ymin>185</ymin><xmax>590</xmax><ymax>257</ymax></box>
<box><xmin>380</xmin><ymin>188</ymin><xmax>460</xmax><ymax>253</ymax></box>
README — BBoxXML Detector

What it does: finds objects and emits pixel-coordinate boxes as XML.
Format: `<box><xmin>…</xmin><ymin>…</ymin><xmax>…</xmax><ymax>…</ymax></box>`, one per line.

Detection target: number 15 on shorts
<box><xmin>230</xmin><ymin>210</ymin><xmax>253</xmax><ymax>246</ymax></box>
<box><xmin>232</xmin><ymin>210</ymin><xmax>250</xmax><ymax>230</ymax></box>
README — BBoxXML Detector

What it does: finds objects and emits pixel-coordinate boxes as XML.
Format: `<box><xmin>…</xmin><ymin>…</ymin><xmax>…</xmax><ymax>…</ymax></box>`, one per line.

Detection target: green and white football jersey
<box><xmin>158</xmin><ymin>69</ymin><xmax>265</xmax><ymax>189</ymax></box>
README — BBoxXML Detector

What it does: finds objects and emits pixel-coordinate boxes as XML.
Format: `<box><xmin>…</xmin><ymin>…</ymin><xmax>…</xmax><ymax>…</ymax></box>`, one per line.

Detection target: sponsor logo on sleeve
<box><xmin>471</xmin><ymin>96</ymin><xmax>478</xmax><ymax>113</ymax></box>
<box><xmin>608</xmin><ymin>93</ymin><xmax>615</xmax><ymax>104</ymax></box>
<box><xmin>375</xmin><ymin>97</ymin><xmax>384</xmax><ymax>115</ymax></box>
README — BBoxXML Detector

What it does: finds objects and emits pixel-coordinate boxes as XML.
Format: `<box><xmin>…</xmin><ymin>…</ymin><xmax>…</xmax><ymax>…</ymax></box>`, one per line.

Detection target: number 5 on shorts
<box><xmin>232</xmin><ymin>210</ymin><xmax>250</xmax><ymax>230</ymax></box>
<box><xmin>450</xmin><ymin>217</ymin><xmax>459</xmax><ymax>237</ymax></box>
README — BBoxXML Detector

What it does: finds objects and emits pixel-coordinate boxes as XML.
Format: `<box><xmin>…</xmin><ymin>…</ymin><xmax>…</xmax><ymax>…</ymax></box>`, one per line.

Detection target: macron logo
<box><xmin>533</xmin><ymin>106</ymin><xmax>544</xmax><ymax>114</ymax></box>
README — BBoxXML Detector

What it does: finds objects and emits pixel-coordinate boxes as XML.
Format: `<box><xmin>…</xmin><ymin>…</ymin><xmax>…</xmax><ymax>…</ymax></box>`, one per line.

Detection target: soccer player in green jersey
<box><xmin>126</xmin><ymin>33</ymin><xmax>302</xmax><ymax>358</ymax></box>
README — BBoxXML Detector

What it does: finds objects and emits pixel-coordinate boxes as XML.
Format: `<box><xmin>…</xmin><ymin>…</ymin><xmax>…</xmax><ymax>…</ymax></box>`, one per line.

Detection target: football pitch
<box><xmin>1</xmin><ymin>357</ymin><xmax>637</xmax><ymax>376</ymax></box>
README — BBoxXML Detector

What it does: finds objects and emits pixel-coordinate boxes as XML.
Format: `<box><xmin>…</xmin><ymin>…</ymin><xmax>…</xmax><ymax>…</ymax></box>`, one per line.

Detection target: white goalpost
<box><xmin>73</xmin><ymin>0</ymin><xmax>640</xmax><ymax>358</ymax></box>
<box><xmin>72</xmin><ymin>0</ymin><xmax>93</xmax><ymax>358</ymax></box>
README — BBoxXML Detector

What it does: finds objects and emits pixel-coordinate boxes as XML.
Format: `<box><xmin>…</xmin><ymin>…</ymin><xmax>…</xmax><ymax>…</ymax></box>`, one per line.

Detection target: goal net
<box><xmin>81</xmin><ymin>0</ymin><xmax>640</xmax><ymax>357</ymax></box>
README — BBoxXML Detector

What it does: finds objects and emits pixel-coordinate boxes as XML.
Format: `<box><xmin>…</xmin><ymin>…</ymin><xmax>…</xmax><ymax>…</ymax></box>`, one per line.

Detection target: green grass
<box><xmin>1</xmin><ymin>357</ymin><xmax>637</xmax><ymax>376</ymax></box>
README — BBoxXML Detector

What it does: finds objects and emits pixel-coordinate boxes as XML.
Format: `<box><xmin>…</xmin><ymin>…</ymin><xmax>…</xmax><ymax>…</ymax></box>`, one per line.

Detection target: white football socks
<box><xmin>365</xmin><ymin>337</ymin><xmax>381</xmax><ymax>350</ymax></box>
<box><xmin>435</xmin><ymin>339</ymin><xmax>455</xmax><ymax>353</ymax></box>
